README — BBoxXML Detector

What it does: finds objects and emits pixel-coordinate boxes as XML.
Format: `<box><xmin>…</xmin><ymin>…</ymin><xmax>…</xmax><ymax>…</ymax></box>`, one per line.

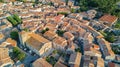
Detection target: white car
<box><xmin>29</xmin><ymin>50</ymin><xmax>32</xmax><ymax>54</ymax></box>
<box><xmin>24</xmin><ymin>48</ymin><xmax>27</xmax><ymax>51</ymax></box>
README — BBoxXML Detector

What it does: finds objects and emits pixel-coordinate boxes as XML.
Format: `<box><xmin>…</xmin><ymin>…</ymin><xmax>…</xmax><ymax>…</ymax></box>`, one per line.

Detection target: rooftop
<box><xmin>69</xmin><ymin>52</ymin><xmax>81</xmax><ymax>67</ymax></box>
<box><xmin>99</xmin><ymin>14</ymin><xmax>118</xmax><ymax>26</ymax></box>
<box><xmin>63</xmin><ymin>32</ymin><xmax>74</xmax><ymax>40</ymax></box>
<box><xmin>53</xmin><ymin>36</ymin><xmax>67</xmax><ymax>46</ymax></box>
<box><xmin>54</xmin><ymin>61</ymin><xmax>67</xmax><ymax>67</ymax></box>
<box><xmin>32</xmin><ymin>58</ymin><xmax>52</xmax><ymax>67</ymax></box>
<box><xmin>26</xmin><ymin>33</ymin><xmax>50</xmax><ymax>50</ymax></box>
<box><xmin>5</xmin><ymin>38</ymin><xmax>17</xmax><ymax>47</ymax></box>
<box><xmin>0</xmin><ymin>33</ymin><xmax>4</xmax><ymax>40</ymax></box>
<box><xmin>0</xmin><ymin>47</ymin><xmax>13</xmax><ymax>66</ymax></box>
<box><xmin>43</xmin><ymin>30</ymin><xmax>58</xmax><ymax>40</ymax></box>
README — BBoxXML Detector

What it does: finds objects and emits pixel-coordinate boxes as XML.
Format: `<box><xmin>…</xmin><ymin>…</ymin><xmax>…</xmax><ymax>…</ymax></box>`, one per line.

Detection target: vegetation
<box><xmin>41</xmin><ymin>28</ymin><xmax>49</xmax><ymax>34</ymax></box>
<box><xmin>65</xmin><ymin>0</ymin><xmax>69</xmax><ymax>5</ymax></box>
<box><xmin>7</xmin><ymin>14</ymin><xmax>22</xmax><ymax>26</ymax></box>
<box><xmin>99</xmin><ymin>30</ymin><xmax>116</xmax><ymax>43</ymax></box>
<box><xmin>71</xmin><ymin>8</ymin><xmax>76</xmax><ymax>13</ymax></box>
<box><xmin>23</xmin><ymin>28</ymin><xmax>29</xmax><ymax>32</ymax></box>
<box><xmin>111</xmin><ymin>45</ymin><xmax>120</xmax><ymax>54</ymax></box>
<box><xmin>114</xmin><ymin>20</ymin><xmax>120</xmax><ymax>29</ymax></box>
<box><xmin>99</xmin><ymin>30</ymin><xmax>107</xmax><ymax>37</ymax></box>
<box><xmin>46</xmin><ymin>56</ymin><xmax>57</xmax><ymax>66</ymax></box>
<box><xmin>56</xmin><ymin>30</ymin><xmax>65</xmax><ymax>36</ymax></box>
<box><xmin>13</xmin><ymin>14</ymin><xmax>22</xmax><ymax>24</ymax></box>
<box><xmin>10</xmin><ymin>31</ymin><xmax>19</xmax><ymax>41</ymax></box>
<box><xmin>0</xmin><ymin>0</ymin><xmax>4</xmax><ymax>2</ymax></box>
<box><xmin>16</xmin><ymin>0</ymin><xmax>27</xmax><ymax>2</ymax></box>
<box><xmin>75</xmin><ymin>48</ymin><xmax>81</xmax><ymax>53</ymax></box>
<box><xmin>115</xmin><ymin>24</ymin><xmax>120</xmax><ymax>29</ymax></box>
<box><xmin>105</xmin><ymin>34</ymin><xmax>116</xmax><ymax>43</ymax></box>
<box><xmin>7</xmin><ymin>16</ymin><xmax>18</xmax><ymax>26</ymax></box>
<box><xmin>57</xmin><ymin>12</ymin><xmax>69</xmax><ymax>17</ymax></box>
<box><xmin>75</xmin><ymin>0</ymin><xmax>120</xmax><ymax>17</ymax></box>
<box><xmin>10</xmin><ymin>47</ymin><xmax>26</xmax><ymax>61</ymax></box>
<box><xmin>35</xmin><ymin>0</ymin><xmax>39</xmax><ymax>4</ymax></box>
<box><xmin>16</xmin><ymin>0</ymin><xmax>36</xmax><ymax>3</ymax></box>
<box><xmin>53</xmin><ymin>50</ymin><xmax>58</xmax><ymax>54</ymax></box>
<box><xmin>48</xmin><ymin>2</ymin><xmax>54</xmax><ymax>6</ymax></box>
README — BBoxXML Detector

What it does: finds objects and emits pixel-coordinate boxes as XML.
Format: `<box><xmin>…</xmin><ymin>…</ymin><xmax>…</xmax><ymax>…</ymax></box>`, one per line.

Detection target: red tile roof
<box><xmin>99</xmin><ymin>14</ymin><xmax>118</xmax><ymax>26</ymax></box>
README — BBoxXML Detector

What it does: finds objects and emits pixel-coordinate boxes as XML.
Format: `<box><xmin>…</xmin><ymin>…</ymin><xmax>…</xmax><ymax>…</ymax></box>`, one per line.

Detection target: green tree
<box><xmin>56</xmin><ymin>30</ymin><xmax>65</xmax><ymax>36</ymax></box>
<box><xmin>71</xmin><ymin>8</ymin><xmax>76</xmax><ymax>13</ymax></box>
<box><xmin>13</xmin><ymin>14</ymin><xmax>22</xmax><ymax>24</ymax></box>
<box><xmin>53</xmin><ymin>50</ymin><xmax>58</xmax><ymax>54</ymax></box>
<box><xmin>99</xmin><ymin>30</ymin><xmax>107</xmax><ymax>37</ymax></box>
<box><xmin>10</xmin><ymin>31</ymin><xmax>19</xmax><ymax>41</ymax></box>
<box><xmin>41</xmin><ymin>28</ymin><xmax>49</xmax><ymax>34</ymax></box>
<box><xmin>75</xmin><ymin>48</ymin><xmax>81</xmax><ymax>53</ymax></box>
<box><xmin>77</xmin><ymin>0</ymin><xmax>120</xmax><ymax>17</ymax></box>
<box><xmin>65</xmin><ymin>0</ymin><xmax>69</xmax><ymax>5</ymax></box>
<box><xmin>35</xmin><ymin>0</ymin><xmax>39</xmax><ymax>4</ymax></box>
<box><xmin>7</xmin><ymin>16</ymin><xmax>18</xmax><ymax>26</ymax></box>
<box><xmin>105</xmin><ymin>34</ymin><xmax>116</xmax><ymax>43</ymax></box>
<box><xmin>11</xmin><ymin>47</ymin><xmax>26</xmax><ymax>61</ymax></box>
<box><xmin>45</xmin><ymin>28</ymin><xmax>49</xmax><ymax>31</ymax></box>
<box><xmin>23</xmin><ymin>28</ymin><xmax>29</xmax><ymax>32</ymax></box>
<box><xmin>57</xmin><ymin>12</ymin><xmax>68</xmax><ymax>17</ymax></box>
<box><xmin>0</xmin><ymin>0</ymin><xmax>4</xmax><ymax>2</ymax></box>
<box><xmin>48</xmin><ymin>2</ymin><xmax>54</xmax><ymax>6</ymax></box>
<box><xmin>7</xmin><ymin>14</ymin><xmax>22</xmax><ymax>26</ymax></box>
<box><xmin>115</xmin><ymin>24</ymin><xmax>120</xmax><ymax>29</ymax></box>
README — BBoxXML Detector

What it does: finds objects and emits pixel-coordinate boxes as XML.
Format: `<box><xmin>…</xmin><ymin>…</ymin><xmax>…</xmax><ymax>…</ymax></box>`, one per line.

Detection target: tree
<box><xmin>7</xmin><ymin>16</ymin><xmax>18</xmax><ymax>26</ymax></box>
<box><xmin>41</xmin><ymin>28</ymin><xmax>49</xmax><ymax>34</ymax></box>
<box><xmin>99</xmin><ymin>30</ymin><xmax>116</xmax><ymax>43</ymax></box>
<box><xmin>7</xmin><ymin>14</ymin><xmax>22</xmax><ymax>26</ymax></box>
<box><xmin>71</xmin><ymin>8</ymin><xmax>76</xmax><ymax>13</ymax></box>
<box><xmin>77</xmin><ymin>0</ymin><xmax>120</xmax><ymax>17</ymax></box>
<box><xmin>105</xmin><ymin>35</ymin><xmax>116</xmax><ymax>43</ymax></box>
<box><xmin>56</xmin><ymin>30</ymin><xmax>65</xmax><ymax>36</ymax></box>
<box><xmin>23</xmin><ymin>28</ymin><xmax>29</xmax><ymax>32</ymax></box>
<box><xmin>111</xmin><ymin>45</ymin><xmax>120</xmax><ymax>54</ymax></box>
<box><xmin>10</xmin><ymin>31</ymin><xmax>19</xmax><ymax>41</ymax></box>
<box><xmin>48</xmin><ymin>2</ymin><xmax>54</xmax><ymax>6</ymax></box>
<box><xmin>13</xmin><ymin>14</ymin><xmax>22</xmax><ymax>24</ymax></box>
<box><xmin>35</xmin><ymin>0</ymin><xmax>39</xmax><ymax>4</ymax></box>
<box><xmin>99</xmin><ymin>30</ymin><xmax>107</xmax><ymax>37</ymax></box>
<box><xmin>57</xmin><ymin>12</ymin><xmax>68</xmax><ymax>17</ymax></box>
<box><xmin>53</xmin><ymin>50</ymin><xmax>58</xmax><ymax>54</ymax></box>
<box><xmin>0</xmin><ymin>0</ymin><xmax>4</xmax><ymax>2</ymax></box>
<box><xmin>65</xmin><ymin>0</ymin><xmax>69</xmax><ymax>5</ymax></box>
<box><xmin>45</xmin><ymin>28</ymin><xmax>49</xmax><ymax>31</ymax></box>
<box><xmin>75</xmin><ymin>48</ymin><xmax>81</xmax><ymax>53</ymax></box>
<box><xmin>115</xmin><ymin>24</ymin><xmax>120</xmax><ymax>29</ymax></box>
<box><xmin>11</xmin><ymin>47</ymin><xmax>26</xmax><ymax>61</ymax></box>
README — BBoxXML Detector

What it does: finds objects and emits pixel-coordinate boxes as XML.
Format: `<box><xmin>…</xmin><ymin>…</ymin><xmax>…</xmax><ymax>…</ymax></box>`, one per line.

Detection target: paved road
<box><xmin>17</xmin><ymin>43</ymin><xmax>40</xmax><ymax>67</ymax></box>
<box><xmin>22</xmin><ymin>54</ymin><xmax>39</xmax><ymax>67</ymax></box>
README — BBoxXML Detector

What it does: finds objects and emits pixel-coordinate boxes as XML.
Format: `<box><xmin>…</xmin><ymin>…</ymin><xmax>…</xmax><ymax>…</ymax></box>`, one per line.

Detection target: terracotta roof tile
<box><xmin>99</xmin><ymin>14</ymin><xmax>118</xmax><ymax>26</ymax></box>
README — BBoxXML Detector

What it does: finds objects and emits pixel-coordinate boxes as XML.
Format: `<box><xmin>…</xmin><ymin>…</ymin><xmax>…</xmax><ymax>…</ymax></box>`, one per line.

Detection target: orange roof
<box><xmin>63</xmin><ymin>32</ymin><xmax>74</xmax><ymax>40</ymax></box>
<box><xmin>29</xmin><ymin>33</ymin><xmax>50</xmax><ymax>43</ymax></box>
<box><xmin>62</xmin><ymin>22</ymin><xmax>69</xmax><ymax>27</ymax></box>
<box><xmin>0</xmin><ymin>48</ymin><xmax>13</xmax><ymax>66</ymax></box>
<box><xmin>0</xmin><ymin>33</ymin><xmax>4</xmax><ymax>40</ymax></box>
<box><xmin>43</xmin><ymin>30</ymin><xmax>58</xmax><ymax>40</ymax></box>
<box><xmin>93</xmin><ymin>45</ymin><xmax>100</xmax><ymax>50</ymax></box>
<box><xmin>33</xmin><ymin>58</ymin><xmax>52</xmax><ymax>67</ymax></box>
<box><xmin>6</xmin><ymin>38</ymin><xmax>17</xmax><ymax>47</ymax></box>
<box><xmin>54</xmin><ymin>61</ymin><xmax>67</xmax><ymax>67</ymax></box>
<box><xmin>53</xmin><ymin>36</ymin><xmax>67</xmax><ymax>46</ymax></box>
<box><xmin>99</xmin><ymin>15</ymin><xmax>118</xmax><ymax>26</ymax></box>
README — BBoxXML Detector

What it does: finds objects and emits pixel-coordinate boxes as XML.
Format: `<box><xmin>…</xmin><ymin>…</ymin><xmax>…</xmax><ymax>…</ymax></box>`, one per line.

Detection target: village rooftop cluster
<box><xmin>0</xmin><ymin>0</ymin><xmax>120</xmax><ymax>67</ymax></box>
